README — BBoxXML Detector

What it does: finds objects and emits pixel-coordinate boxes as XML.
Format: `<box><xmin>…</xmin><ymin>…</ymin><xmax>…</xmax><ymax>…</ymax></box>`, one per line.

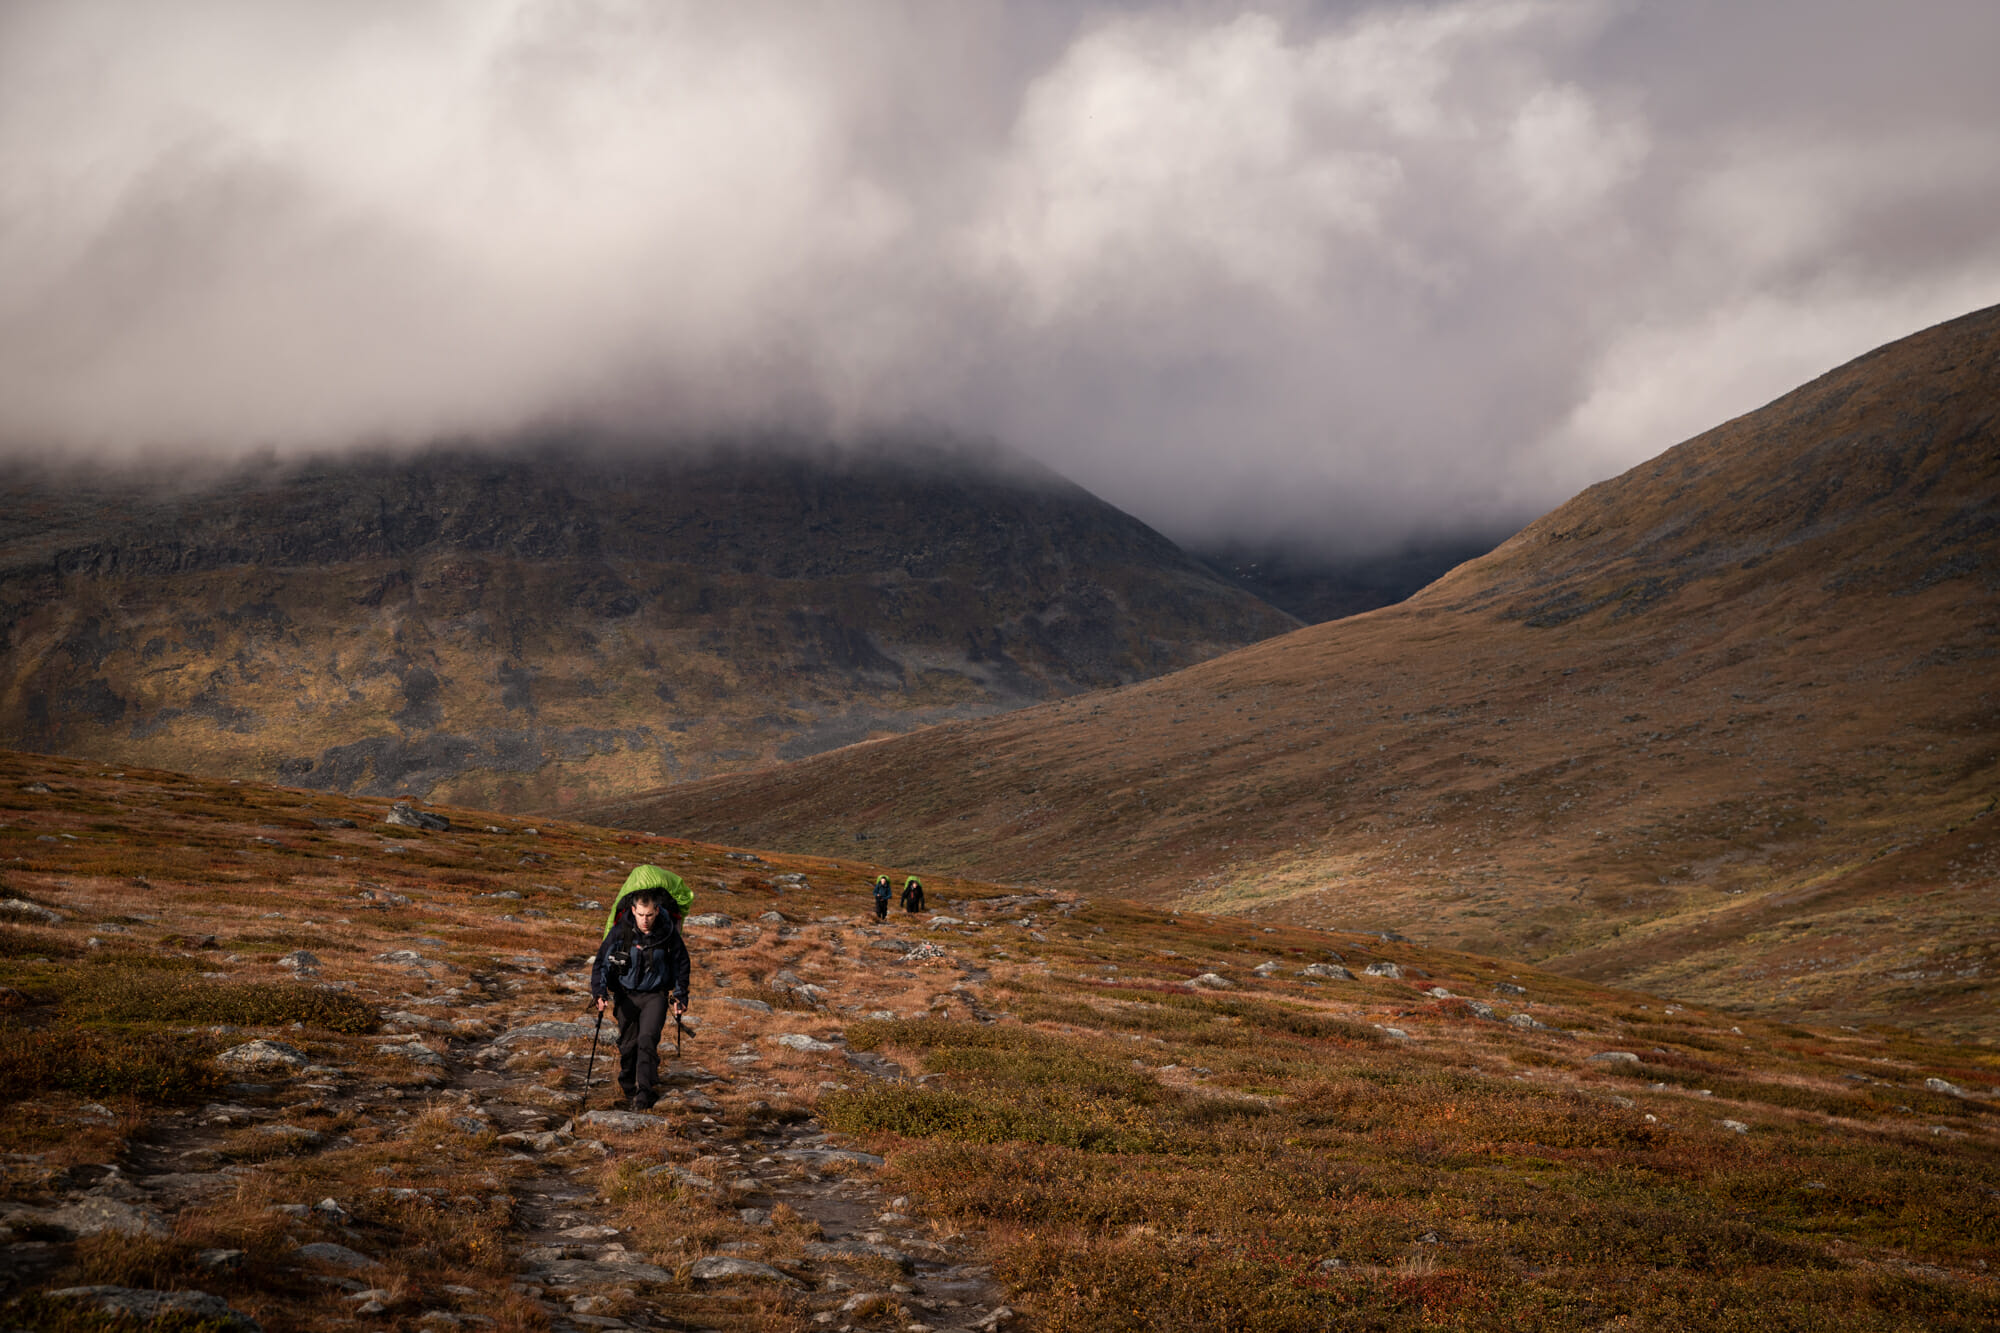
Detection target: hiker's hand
<box><xmin>671</xmin><ymin>998</ymin><xmax>686</xmax><ymax>1016</ymax></box>
<box><xmin>596</xmin><ymin>997</ymin><xmax>608</xmax><ymax>1013</ymax></box>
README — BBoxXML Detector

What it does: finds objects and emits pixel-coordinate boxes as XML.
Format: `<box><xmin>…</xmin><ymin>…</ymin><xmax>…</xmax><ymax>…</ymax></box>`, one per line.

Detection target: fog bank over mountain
<box><xmin>4</xmin><ymin>1</ymin><xmax>1998</xmax><ymax>552</ymax></box>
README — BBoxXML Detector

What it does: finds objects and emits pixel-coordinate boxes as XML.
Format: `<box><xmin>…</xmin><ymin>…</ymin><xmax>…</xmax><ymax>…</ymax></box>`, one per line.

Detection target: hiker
<box><xmin>900</xmin><ymin>875</ymin><xmax>925</xmax><ymax>913</ymax></box>
<box><xmin>591</xmin><ymin>865</ymin><xmax>692</xmax><ymax>1111</ymax></box>
<box><xmin>872</xmin><ymin>874</ymin><xmax>892</xmax><ymax>921</ymax></box>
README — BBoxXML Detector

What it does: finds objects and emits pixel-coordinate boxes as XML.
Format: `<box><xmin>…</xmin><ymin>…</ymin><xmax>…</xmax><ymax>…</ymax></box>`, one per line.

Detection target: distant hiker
<box><xmin>900</xmin><ymin>876</ymin><xmax>925</xmax><ymax>913</ymax></box>
<box><xmin>872</xmin><ymin>874</ymin><xmax>892</xmax><ymax>921</ymax></box>
<box><xmin>590</xmin><ymin>865</ymin><xmax>692</xmax><ymax>1111</ymax></box>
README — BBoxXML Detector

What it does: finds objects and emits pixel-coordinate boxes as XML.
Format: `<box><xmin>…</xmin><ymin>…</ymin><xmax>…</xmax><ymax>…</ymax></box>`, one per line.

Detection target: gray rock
<box><xmin>577</xmin><ymin>1109</ymin><xmax>665</xmax><ymax>1134</ymax></box>
<box><xmin>532</xmin><ymin>1257</ymin><xmax>678</xmax><ymax>1284</ymax></box>
<box><xmin>1425</xmin><ymin>986</ymin><xmax>1454</xmax><ymax>999</ymax></box>
<box><xmin>686</xmin><ymin>913</ymin><xmax>732</xmax><ymax>927</ymax></box>
<box><xmin>1508</xmin><ymin>1013</ymin><xmax>1549</xmax><ymax>1031</ymax></box>
<box><xmin>1189</xmin><ymin>972</ymin><xmax>1232</xmax><ymax>989</ymax></box>
<box><xmin>777</xmin><ymin>1148</ymin><xmax>885</xmax><ymax>1169</ymax></box>
<box><xmin>1493</xmin><ymin>982</ymin><xmax>1527</xmax><ymax>995</ymax></box>
<box><xmin>385</xmin><ymin>803</ymin><xmax>450</xmax><ymax>832</ymax></box>
<box><xmin>758</xmin><ymin>911</ymin><xmax>786</xmax><ymax>923</ymax></box>
<box><xmin>294</xmin><ymin>1241</ymin><xmax>379</xmax><ymax>1269</ymax></box>
<box><xmin>1589</xmin><ymin>1051</ymin><xmax>1642</xmax><ymax>1065</ymax></box>
<box><xmin>689</xmin><ymin>1255</ymin><xmax>797</xmax><ymax>1284</ymax></box>
<box><xmin>0</xmin><ymin>898</ymin><xmax>63</xmax><ymax>924</ymax></box>
<box><xmin>725</xmin><ymin>997</ymin><xmax>773</xmax><ymax>1014</ymax></box>
<box><xmin>48</xmin><ymin>1197</ymin><xmax>168</xmax><ymax>1238</ymax></box>
<box><xmin>493</xmin><ymin>1021</ymin><xmax>593</xmax><ymax>1046</ymax></box>
<box><xmin>773</xmin><ymin>1033</ymin><xmax>839</xmax><ymax>1052</ymax></box>
<box><xmin>256</xmin><ymin>1124</ymin><xmax>325</xmax><ymax>1149</ymax></box>
<box><xmin>216</xmin><ymin>1039</ymin><xmax>308</xmax><ymax>1072</ymax></box>
<box><xmin>1362</xmin><ymin>962</ymin><xmax>1401</xmax><ymax>979</ymax></box>
<box><xmin>1719</xmin><ymin>1119</ymin><xmax>1751</xmax><ymax>1134</ymax></box>
<box><xmin>276</xmin><ymin>950</ymin><xmax>320</xmax><ymax>971</ymax></box>
<box><xmin>642</xmin><ymin>1163</ymin><xmax>718</xmax><ymax>1191</ymax></box>
<box><xmin>1299</xmin><ymin>963</ymin><xmax>1353</xmax><ymax>980</ymax></box>
<box><xmin>802</xmin><ymin>1239</ymin><xmax>912</xmax><ymax>1270</ymax></box>
<box><xmin>1251</xmin><ymin>962</ymin><xmax>1280</xmax><ymax>976</ymax></box>
<box><xmin>381</xmin><ymin>1041</ymin><xmax>444</xmax><ymax>1066</ymax></box>
<box><xmin>49</xmin><ymin>1286</ymin><xmax>261</xmax><ymax>1333</ymax></box>
<box><xmin>1925</xmin><ymin>1077</ymin><xmax>1970</xmax><ymax>1097</ymax></box>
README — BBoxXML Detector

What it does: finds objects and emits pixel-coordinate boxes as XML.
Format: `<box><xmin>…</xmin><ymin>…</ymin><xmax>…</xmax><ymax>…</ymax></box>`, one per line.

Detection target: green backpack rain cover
<box><xmin>602</xmin><ymin>865</ymin><xmax>694</xmax><ymax>938</ymax></box>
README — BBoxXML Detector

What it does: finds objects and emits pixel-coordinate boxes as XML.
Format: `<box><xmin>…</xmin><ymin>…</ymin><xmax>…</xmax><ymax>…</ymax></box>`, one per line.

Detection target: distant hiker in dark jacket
<box><xmin>900</xmin><ymin>876</ymin><xmax>925</xmax><ymax>913</ymax></box>
<box><xmin>590</xmin><ymin>888</ymin><xmax>690</xmax><ymax>1111</ymax></box>
<box><xmin>872</xmin><ymin>875</ymin><xmax>892</xmax><ymax>921</ymax></box>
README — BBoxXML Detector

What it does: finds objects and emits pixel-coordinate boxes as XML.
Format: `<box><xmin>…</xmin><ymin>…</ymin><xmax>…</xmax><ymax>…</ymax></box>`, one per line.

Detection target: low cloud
<box><xmin>3</xmin><ymin>0</ymin><xmax>1997</xmax><ymax>550</ymax></box>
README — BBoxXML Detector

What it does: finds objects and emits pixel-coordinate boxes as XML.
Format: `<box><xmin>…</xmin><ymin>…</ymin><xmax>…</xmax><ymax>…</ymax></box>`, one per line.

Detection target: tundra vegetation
<box><xmin>1</xmin><ymin>749</ymin><xmax>1994</xmax><ymax>1331</ymax></box>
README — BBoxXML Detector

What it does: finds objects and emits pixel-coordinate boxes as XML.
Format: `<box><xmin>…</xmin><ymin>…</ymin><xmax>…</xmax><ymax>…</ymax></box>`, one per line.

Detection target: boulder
<box><xmin>384</xmin><ymin>803</ymin><xmax>450</xmax><ymax>831</ymax></box>
<box><xmin>686</xmin><ymin>913</ymin><xmax>732</xmax><ymax>927</ymax></box>
<box><xmin>1299</xmin><ymin>963</ymin><xmax>1353</xmax><ymax>980</ymax></box>
<box><xmin>1362</xmin><ymin>962</ymin><xmax>1401</xmax><ymax>979</ymax></box>
<box><xmin>1189</xmin><ymin>973</ymin><xmax>1232</xmax><ymax>989</ymax></box>
<box><xmin>724</xmin><ymin>997</ymin><xmax>773</xmax><ymax>1014</ymax></box>
<box><xmin>1589</xmin><ymin>1051</ymin><xmax>1642</xmax><ymax>1065</ymax></box>
<box><xmin>0</xmin><ymin>898</ymin><xmax>64</xmax><ymax>924</ymax></box>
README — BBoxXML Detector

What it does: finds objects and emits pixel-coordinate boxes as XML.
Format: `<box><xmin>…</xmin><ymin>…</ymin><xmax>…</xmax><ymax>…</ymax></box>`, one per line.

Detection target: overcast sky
<box><xmin>3</xmin><ymin>1</ymin><xmax>1997</xmax><ymax>551</ymax></box>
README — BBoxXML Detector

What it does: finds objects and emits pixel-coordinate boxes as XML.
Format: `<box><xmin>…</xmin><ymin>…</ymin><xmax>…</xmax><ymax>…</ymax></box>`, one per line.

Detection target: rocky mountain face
<box><xmin>588</xmin><ymin>306</ymin><xmax>2000</xmax><ymax>1036</ymax></box>
<box><xmin>0</xmin><ymin>437</ymin><xmax>1297</xmax><ymax>811</ymax></box>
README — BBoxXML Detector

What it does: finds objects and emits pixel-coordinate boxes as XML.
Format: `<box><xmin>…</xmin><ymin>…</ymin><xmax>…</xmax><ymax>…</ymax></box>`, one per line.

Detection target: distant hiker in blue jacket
<box><xmin>872</xmin><ymin>874</ymin><xmax>892</xmax><ymax>921</ymax></box>
<box><xmin>590</xmin><ymin>876</ymin><xmax>691</xmax><ymax>1111</ymax></box>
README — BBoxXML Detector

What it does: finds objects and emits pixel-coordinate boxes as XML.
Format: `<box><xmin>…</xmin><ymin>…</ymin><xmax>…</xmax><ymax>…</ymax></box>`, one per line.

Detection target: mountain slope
<box><xmin>588</xmin><ymin>306</ymin><xmax>2000</xmax><ymax>1035</ymax></box>
<box><xmin>0</xmin><ymin>436</ymin><xmax>1297</xmax><ymax>810</ymax></box>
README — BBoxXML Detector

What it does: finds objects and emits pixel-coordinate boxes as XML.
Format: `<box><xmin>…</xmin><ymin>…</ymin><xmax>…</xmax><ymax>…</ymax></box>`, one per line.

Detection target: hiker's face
<box><xmin>633</xmin><ymin>899</ymin><xmax>662</xmax><ymax>931</ymax></box>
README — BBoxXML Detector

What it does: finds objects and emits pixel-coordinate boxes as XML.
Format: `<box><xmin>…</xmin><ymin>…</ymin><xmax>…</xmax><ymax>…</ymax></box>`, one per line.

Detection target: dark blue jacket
<box><xmin>590</xmin><ymin>913</ymin><xmax>690</xmax><ymax>1004</ymax></box>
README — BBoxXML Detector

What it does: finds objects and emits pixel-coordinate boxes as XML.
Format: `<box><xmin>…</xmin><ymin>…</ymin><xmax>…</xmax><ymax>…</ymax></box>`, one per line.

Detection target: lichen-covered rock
<box><xmin>384</xmin><ymin>803</ymin><xmax>450</xmax><ymax>831</ymax></box>
<box><xmin>50</xmin><ymin>1287</ymin><xmax>261</xmax><ymax>1333</ymax></box>
<box><xmin>690</xmin><ymin>1255</ymin><xmax>797</xmax><ymax>1284</ymax></box>
<box><xmin>216</xmin><ymin>1039</ymin><xmax>309</xmax><ymax>1072</ymax></box>
<box><xmin>1299</xmin><ymin>963</ymin><xmax>1353</xmax><ymax>980</ymax></box>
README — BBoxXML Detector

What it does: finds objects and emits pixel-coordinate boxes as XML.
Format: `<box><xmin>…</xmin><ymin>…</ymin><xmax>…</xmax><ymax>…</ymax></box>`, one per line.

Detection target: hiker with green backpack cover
<box><xmin>589</xmin><ymin>865</ymin><xmax>692</xmax><ymax>1111</ymax></box>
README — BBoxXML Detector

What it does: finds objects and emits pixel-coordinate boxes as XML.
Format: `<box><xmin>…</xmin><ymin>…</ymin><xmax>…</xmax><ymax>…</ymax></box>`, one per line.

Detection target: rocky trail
<box><xmin>2</xmin><ymin>891</ymin><xmax>1037</xmax><ymax>1333</ymax></box>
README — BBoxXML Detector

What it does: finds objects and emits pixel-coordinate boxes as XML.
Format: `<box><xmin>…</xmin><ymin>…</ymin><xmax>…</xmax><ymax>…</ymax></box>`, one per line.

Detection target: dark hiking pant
<box><xmin>874</xmin><ymin>895</ymin><xmax>889</xmax><ymax>920</ymax></box>
<box><xmin>613</xmin><ymin>989</ymin><xmax>670</xmax><ymax>1097</ymax></box>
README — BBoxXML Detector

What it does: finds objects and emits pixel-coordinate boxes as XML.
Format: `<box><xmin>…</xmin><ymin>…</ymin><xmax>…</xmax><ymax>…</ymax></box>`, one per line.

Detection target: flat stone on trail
<box><xmin>50</xmin><ymin>1286</ymin><xmax>261</xmax><ymax>1333</ymax></box>
<box><xmin>689</xmin><ymin>1255</ymin><xmax>798</xmax><ymax>1284</ymax></box>
<box><xmin>216</xmin><ymin>1039</ymin><xmax>309</xmax><ymax>1072</ymax></box>
<box><xmin>493</xmin><ymin>1020</ymin><xmax>593</xmax><ymax>1045</ymax></box>
<box><xmin>531</xmin><ymin>1257</ymin><xmax>678</xmax><ymax>1285</ymax></box>
<box><xmin>294</xmin><ymin>1241</ymin><xmax>379</xmax><ymax>1269</ymax></box>
<box><xmin>773</xmin><ymin>1033</ymin><xmax>839</xmax><ymax>1052</ymax></box>
<box><xmin>578</xmin><ymin>1109</ymin><xmax>665</xmax><ymax>1133</ymax></box>
<box><xmin>802</xmin><ymin>1239</ymin><xmax>912</xmax><ymax>1270</ymax></box>
<box><xmin>560</xmin><ymin>1224</ymin><xmax>623</xmax><ymax>1240</ymax></box>
<box><xmin>777</xmin><ymin>1148</ymin><xmax>885</xmax><ymax>1169</ymax></box>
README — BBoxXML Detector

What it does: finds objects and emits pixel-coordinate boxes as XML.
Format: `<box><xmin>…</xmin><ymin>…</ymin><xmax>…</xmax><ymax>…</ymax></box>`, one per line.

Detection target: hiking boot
<box><xmin>636</xmin><ymin>1090</ymin><xmax>659</xmax><ymax>1110</ymax></box>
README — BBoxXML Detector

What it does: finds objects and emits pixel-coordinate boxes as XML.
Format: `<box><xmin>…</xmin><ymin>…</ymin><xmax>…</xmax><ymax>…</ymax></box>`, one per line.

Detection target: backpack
<box><xmin>602</xmin><ymin>865</ymin><xmax>693</xmax><ymax>939</ymax></box>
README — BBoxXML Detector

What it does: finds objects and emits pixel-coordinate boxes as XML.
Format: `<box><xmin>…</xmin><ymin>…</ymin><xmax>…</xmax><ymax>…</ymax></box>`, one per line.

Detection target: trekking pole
<box><xmin>674</xmin><ymin>1010</ymin><xmax>686</xmax><ymax>1060</ymax></box>
<box><xmin>578</xmin><ymin>1004</ymin><xmax>606</xmax><ymax>1115</ymax></box>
